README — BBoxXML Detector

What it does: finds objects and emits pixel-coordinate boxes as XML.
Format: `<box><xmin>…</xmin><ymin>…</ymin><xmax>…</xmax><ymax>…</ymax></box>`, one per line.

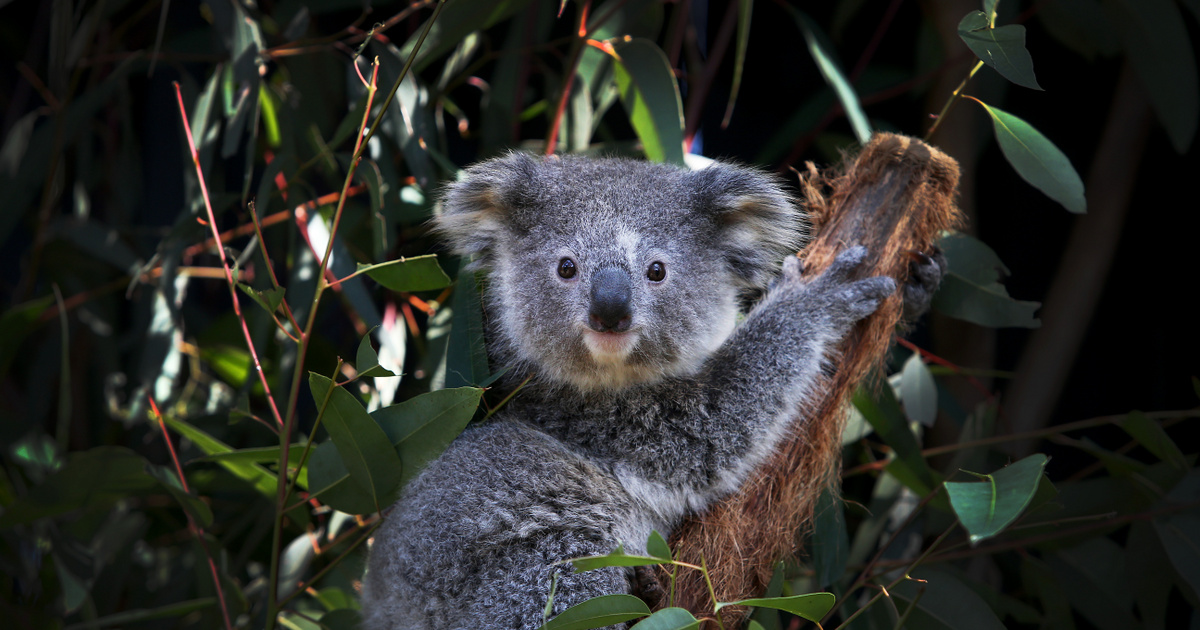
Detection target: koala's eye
<box><xmin>646</xmin><ymin>261</ymin><xmax>666</xmax><ymax>282</ymax></box>
<box><xmin>557</xmin><ymin>258</ymin><xmax>577</xmax><ymax>279</ymax></box>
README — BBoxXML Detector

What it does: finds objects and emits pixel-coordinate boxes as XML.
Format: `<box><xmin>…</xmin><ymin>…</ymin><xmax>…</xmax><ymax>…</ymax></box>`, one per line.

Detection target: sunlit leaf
<box><xmin>784</xmin><ymin>6</ymin><xmax>872</xmax><ymax>144</ymax></box>
<box><xmin>900</xmin><ymin>353</ymin><xmax>938</xmax><ymax>427</ymax></box>
<box><xmin>629</xmin><ymin>608</ymin><xmax>700</xmax><ymax>630</ymax></box>
<box><xmin>309</xmin><ymin>374</ymin><xmax>402</xmax><ymax>507</ymax></box>
<box><xmin>946</xmin><ymin>454</ymin><xmax>1048</xmax><ymax>544</ymax></box>
<box><xmin>358</xmin><ymin>255</ymin><xmax>452</xmax><ymax>292</ymax></box>
<box><xmin>539</xmin><ymin>594</ymin><xmax>650</xmax><ymax>630</ymax></box>
<box><xmin>277</xmin><ymin>532</ymin><xmax>315</xmax><ymax>600</ymax></box>
<box><xmin>958</xmin><ymin>11</ymin><xmax>1043</xmax><ymax>91</ymax></box>
<box><xmin>718</xmin><ymin>592</ymin><xmax>835</xmax><ymax>623</ymax></box>
<box><xmin>613</xmin><ymin>38</ymin><xmax>685</xmax><ymax>165</ymax></box>
<box><xmin>972</xmin><ymin>99</ymin><xmax>1086</xmax><ymax>213</ymax></box>
<box><xmin>163</xmin><ymin>416</ymin><xmax>278</xmax><ymax>498</ymax></box>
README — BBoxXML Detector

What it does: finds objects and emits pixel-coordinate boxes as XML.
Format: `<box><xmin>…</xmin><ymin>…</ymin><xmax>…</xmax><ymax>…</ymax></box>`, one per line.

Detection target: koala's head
<box><xmin>435</xmin><ymin>153</ymin><xmax>803</xmax><ymax>392</ymax></box>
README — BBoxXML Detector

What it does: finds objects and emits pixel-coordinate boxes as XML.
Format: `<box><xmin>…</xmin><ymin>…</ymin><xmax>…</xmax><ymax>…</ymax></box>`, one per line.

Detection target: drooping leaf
<box><xmin>162</xmin><ymin>416</ymin><xmax>278</xmax><ymax>498</ymax></box>
<box><xmin>539</xmin><ymin>594</ymin><xmax>651</xmax><ymax>630</ymax></box>
<box><xmin>356</xmin><ymin>327</ymin><xmax>398</xmax><ymax>378</ymax></box>
<box><xmin>144</xmin><ymin>464</ymin><xmax>214</xmax><ymax>529</ymax></box>
<box><xmin>371</xmin><ymin>387</ymin><xmax>483</xmax><ymax>488</ymax></box>
<box><xmin>309</xmin><ymin>373</ymin><xmax>402</xmax><ymax>508</ymax></box>
<box><xmin>443</xmin><ymin>267</ymin><xmax>492</xmax><ymax>388</ymax></box>
<box><xmin>900</xmin><ymin>353</ymin><xmax>938</xmax><ymax>427</ymax></box>
<box><xmin>61</xmin><ymin>598</ymin><xmax>217</xmax><ymax>629</ymax></box>
<box><xmin>933</xmin><ymin>233</ymin><xmax>1042</xmax><ymax>328</ymax></box>
<box><xmin>718</xmin><ymin>593</ymin><xmax>835</xmax><ymax>623</ymax></box>
<box><xmin>358</xmin><ymin>255</ymin><xmax>452</xmax><ymax>293</ymax></box>
<box><xmin>892</xmin><ymin>568</ymin><xmax>1006</xmax><ymax>630</ymax></box>
<box><xmin>613</xmin><ymin>38</ymin><xmax>685</xmax><ymax>165</ymax></box>
<box><xmin>958</xmin><ymin>11</ymin><xmax>1043</xmax><ymax>91</ymax></box>
<box><xmin>811</xmin><ymin>489</ymin><xmax>849</xmax><ymax>587</ymax></box>
<box><xmin>785</xmin><ymin>6</ymin><xmax>872</xmax><ymax>144</ymax></box>
<box><xmin>853</xmin><ymin>385</ymin><xmax>937</xmax><ymax>492</ymax></box>
<box><xmin>945</xmin><ymin>454</ymin><xmax>1048</xmax><ymax>544</ymax></box>
<box><xmin>629</xmin><ymin>608</ymin><xmax>701</xmax><ymax>630</ymax></box>
<box><xmin>972</xmin><ymin>99</ymin><xmax>1086</xmax><ymax>213</ymax></box>
<box><xmin>1152</xmin><ymin>468</ymin><xmax>1200</xmax><ymax>602</ymax></box>
<box><xmin>645</xmin><ymin>530</ymin><xmax>672</xmax><ymax>561</ymax></box>
<box><xmin>1103</xmin><ymin>0</ymin><xmax>1198</xmax><ymax>153</ymax></box>
<box><xmin>569</xmin><ymin>547</ymin><xmax>667</xmax><ymax>572</ymax></box>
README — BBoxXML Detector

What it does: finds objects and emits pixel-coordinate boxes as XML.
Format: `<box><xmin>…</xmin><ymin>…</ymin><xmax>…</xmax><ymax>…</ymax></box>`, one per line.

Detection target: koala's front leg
<box><xmin>704</xmin><ymin>246</ymin><xmax>894</xmax><ymax>484</ymax></box>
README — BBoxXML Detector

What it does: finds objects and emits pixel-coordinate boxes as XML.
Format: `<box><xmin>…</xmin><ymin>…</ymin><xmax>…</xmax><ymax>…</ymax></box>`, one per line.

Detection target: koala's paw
<box><xmin>902</xmin><ymin>247</ymin><xmax>946</xmax><ymax>321</ymax></box>
<box><xmin>812</xmin><ymin>246</ymin><xmax>896</xmax><ymax>325</ymax></box>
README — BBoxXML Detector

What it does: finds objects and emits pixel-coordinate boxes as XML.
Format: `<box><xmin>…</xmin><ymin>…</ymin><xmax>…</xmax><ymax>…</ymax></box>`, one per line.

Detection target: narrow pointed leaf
<box><xmin>306</xmin><ymin>440</ymin><xmax>378</xmax><ymax>515</ymax></box>
<box><xmin>786</xmin><ymin>7</ymin><xmax>871</xmax><ymax>144</ymax></box>
<box><xmin>719</xmin><ymin>592</ymin><xmax>835</xmax><ymax>622</ymax></box>
<box><xmin>946</xmin><ymin>454</ymin><xmax>1048</xmax><ymax>544</ymax></box>
<box><xmin>359</xmin><ymin>255</ymin><xmax>451</xmax><ymax>292</ymax></box>
<box><xmin>721</xmin><ymin>0</ymin><xmax>753</xmax><ymax>127</ymax></box>
<box><xmin>973</xmin><ymin>100</ymin><xmax>1086</xmax><ymax>213</ymax></box>
<box><xmin>958</xmin><ymin>11</ymin><xmax>1043</xmax><ymax>90</ymax></box>
<box><xmin>309</xmin><ymin>374</ymin><xmax>402</xmax><ymax>505</ymax></box>
<box><xmin>900</xmin><ymin>353</ymin><xmax>938</xmax><ymax>427</ymax></box>
<box><xmin>237</xmin><ymin>283</ymin><xmax>285</xmax><ymax>316</ymax></box>
<box><xmin>540</xmin><ymin>594</ymin><xmax>650</xmax><ymax>630</ymax></box>
<box><xmin>1119</xmin><ymin>411</ymin><xmax>1188</xmax><ymax>471</ymax></box>
<box><xmin>569</xmin><ymin>547</ymin><xmax>666</xmax><ymax>572</ymax></box>
<box><xmin>164</xmin><ymin>416</ymin><xmax>278</xmax><ymax>498</ymax></box>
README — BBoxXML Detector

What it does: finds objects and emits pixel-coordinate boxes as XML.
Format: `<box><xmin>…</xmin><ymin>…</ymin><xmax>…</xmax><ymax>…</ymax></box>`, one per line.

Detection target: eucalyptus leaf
<box><xmin>539</xmin><ymin>594</ymin><xmax>650</xmax><ymax>630</ymax></box>
<box><xmin>892</xmin><ymin>568</ymin><xmax>1006</xmax><ymax>630</ymax></box>
<box><xmin>719</xmin><ymin>592</ymin><xmax>835</xmax><ymax>623</ymax></box>
<box><xmin>613</xmin><ymin>38</ymin><xmax>685</xmax><ymax>165</ymax></box>
<box><xmin>306</xmin><ymin>439</ymin><xmax>378</xmax><ymax>516</ymax></box>
<box><xmin>162</xmin><ymin>416</ymin><xmax>278</xmax><ymax>498</ymax></box>
<box><xmin>958</xmin><ymin>11</ymin><xmax>1043</xmax><ymax>91</ymax></box>
<box><xmin>569</xmin><ymin>547</ymin><xmax>666</xmax><ymax>572</ymax></box>
<box><xmin>785</xmin><ymin>6</ymin><xmax>872</xmax><ymax>144</ymax></box>
<box><xmin>645</xmin><ymin>530</ymin><xmax>672</xmax><ymax>561</ymax></box>
<box><xmin>237</xmin><ymin>283</ymin><xmax>285</xmax><ymax>317</ymax></box>
<box><xmin>372</xmin><ymin>387</ymin><xmax>483</xmax><ymax>488</ymax></box>
<box><xmin>309</xmin><ymin>373</ymin><xmax>402</xmax><ymax>507</ymax></box>
<box><xmin>629</xmin><ymin>608</ymin><xmax>700</xmax><ymax>630</ymax></box>
<box><xmin>900</xmin><ymin>353</ymin><xmax>938</xmax><ymax>427</ymax></box>
<box><xmin>358</xmin><ymin>255</ymin><xmax>452</xmax><ymax>293</ymax></box>
<box><xmin>946</xmin><ymin>454</ymin><xmax>1048</xmax><ymax>544</ymax></box>
<box><xmin>356</xmin><ymin>327</ymin><xmax>397</xmax><ymax>378</ymax></box>
<box><xmin>973</xmin><ymin>100</ymin><xmax>1086</xmax><ymax>213</ymax></box>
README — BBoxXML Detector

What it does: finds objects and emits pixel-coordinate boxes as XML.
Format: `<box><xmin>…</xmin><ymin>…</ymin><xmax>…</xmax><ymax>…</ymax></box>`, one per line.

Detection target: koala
<box><xmin>362</xmin><ymin>153</ymin><xmax>900</xmax><ymax>630</ymax></box>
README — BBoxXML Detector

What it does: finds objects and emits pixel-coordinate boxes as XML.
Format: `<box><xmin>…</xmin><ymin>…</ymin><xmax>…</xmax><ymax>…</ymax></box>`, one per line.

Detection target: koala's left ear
<box><xmin>434</xmin><ymin>152</ymin><xmax>538</xmax><ymax>270</ymax></box>
<box><xmin>687</xmin><ymin>163</ymin><xmax>806</xmax><ymax>288</ymax></box>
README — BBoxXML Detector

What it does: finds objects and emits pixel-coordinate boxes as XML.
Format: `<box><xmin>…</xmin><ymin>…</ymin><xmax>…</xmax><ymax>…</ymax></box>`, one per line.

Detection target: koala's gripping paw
<box><xmin>808</xmin><ymin>245</ymin><xmax>896</xmax><ymax>325</ymax></box>
<box><xmin>902</xmin><ymin>247</ymin><xmax>947</xmax><ymax>321</ymax></box>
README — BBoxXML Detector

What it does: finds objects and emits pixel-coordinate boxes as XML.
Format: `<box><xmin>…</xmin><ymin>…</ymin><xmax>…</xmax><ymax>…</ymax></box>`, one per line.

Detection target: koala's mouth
<box><xmin>581</xmin><ymin>329</ymin><xmax>639</xmax><ymax>361</ymax></box>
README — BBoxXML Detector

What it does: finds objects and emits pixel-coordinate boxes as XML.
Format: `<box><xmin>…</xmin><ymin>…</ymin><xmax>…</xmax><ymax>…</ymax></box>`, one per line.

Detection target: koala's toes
<box><xmin>843</xmin><ymin>276</ymin><xmax>897</xmax><ymax>320</ymax></box>
<box><xmin>827</xmin><ymin>245</ymin><xmax>871</xmax><ymax>281</ymax></box>
<box><xmin>902</xmin><ymin>247</ymin><xmax>947</xmax><ymax>320</ymax></box>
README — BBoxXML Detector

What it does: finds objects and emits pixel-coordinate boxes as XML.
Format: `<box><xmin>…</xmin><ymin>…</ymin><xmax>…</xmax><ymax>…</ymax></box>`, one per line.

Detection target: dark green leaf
<box><xmin>306</xmin><ymin>440</ymin><xmax>377</xmax><ymax>515</ymax></box>
<box><xmin>645</xmin><ymin>530</ymin><xmax>672</xmax><ymax>561</ymax></box>
<box><xmin>721</xmin><ymin>0</ymin><xmax>753</xmax><ymax>128</ymax></box>
<box><xmin>539</xmin><ymin>594</ymin><xmax>650</xmax><ymax>630</ymax></box>
<box><xmin>933</xmin><ymin>234</ymin><xmax>1041</xmax><ymax>328</ymax></box>
<box><xmin>570</xmin><ymin>547</ymin><xmax>666</xmax><ymax>572</ymax></box>
<box><xmin>1127</xmin><ymin>521</ymin><xmax>1174</xmax><ymax>630</ymax></box>
<box><xmin>1104</xmin><ymin>0</ymin><xmax>1198</xmax><ymax>153</ymax></box>
<box><xmin>1153</xmin><ymin>468</ymin><xmax>1200</xmax><ymax>602</ymax></box>
<box><xmin>945</xmin><ymin>454</ymin><xmax>1048</xmax><ymax>544</ymax></box>
<box><xmin>892</xmin><ymin>568</ymin><xmax>1006</xmax><ymax>630</ymax></box>
<box><xmin>0</xmin><ymin>447</ymin><xmax>157</xmax><ymax>527</ymax></box>
<box><xmin>853</xmin><ymin>385</ymin><xmax>937</xmax><ymax>491</ymax></box>
<box><xmin>395</xmin><ymin>0</ymin><xmax>534</xmax><ymax>72</ymax></box>
<box><xmin>958</xmin><ymin>11</ymin><xmax>1043</xmax><ymax>90</ymax></box>
<box><xmin>1119</xmin><ymin>411</ymin><xmax>1188</xmax><ymax>471</ymax></box>
<box><xmin>719</xmin><ymin>593</ymin><xmax>835</xmax><ymax>622</ymax></box>
<box><xmin>62</xmin><ymin>598</ymin><xmax>217</xmax><ymax>629</ymax></box>
<box><xmin>900</xmin><ymin>353</ymin><xmax>937</xmax><ymax>427</ymax></box>
<box><xmin>629</xmin><ymin>608</ymin><xmax>700</xmax><ymax>630</ymax></box>
<box><xmin>359</xmin><ymin>255</ymin><xmax>452</xmax><ymax>292</ymax></box>
<box><xmin>309</xmin><ymin>373</ymin><xmax>402</xmax><ymax>507</ymax></box>
<box><xmin>356</xmin><ymin>327</ymin><xmax>397</xmax><ymax>378</ymax></box>
<box><xmin>144</xmin><ymin>464</ymin><xmax>214</xmax><ymax>529</ymax></box>
<box><xmin>973</xmin><ymin>100</ymin><xmax>1086</xmax><ymax>213</ymax></box>
<box><xmin>1047</xmin><ymin>549</ymin><xmax>1140</xmax><ymax>630</ymax></box>
<box><xmin>444</xmin><ymin>267</ymin><xmax>491</xmax><ymax>388</ymax></box>
<box><xmin>811</xmin><ymin>489</ymin><xmax>849</xmax><ymax>587</ymax></box>
<box><xmin>613</xmin><ymin>38</ymin><xmax>685</xmax><ymax>165</ymax></box>
<box><xmin>0</xmin><ymin>295</ymin><xmax>53</xmax><ymax>377</ymax></box>
<box><xmin>319</xmin><ymin>609</ymin><xmax>363</xmax><ymax>630</ymax></box>
<box><xmin>371</xmin><ymin>387</ymin><xmax>483</xmax><ymax>488</ymax></box>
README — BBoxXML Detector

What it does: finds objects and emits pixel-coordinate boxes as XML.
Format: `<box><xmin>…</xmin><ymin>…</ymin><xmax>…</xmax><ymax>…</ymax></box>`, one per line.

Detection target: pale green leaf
<box><xmin>974</xmin><ymin>100</ymin><xmax>1086</xmax><ymax>213</ymax></box>
<box><xmin>613</xmin><ymin>38</ymin><xmax>685</xmax><ymax>165</ymax></box>
<box><xmin>630</xmin><ymin>608</ymin><xmax>700</xmax><ymax>630</ymax></box>
<box><xmin>900</xmin><ymin>353</ymin><xmax>938</xmax><ymax>427</ymax></box>
<box><xmin>719</xmin><ymin>592</ymin><xmax>835</xmax><ymax>623</ymax></box>
<box><xmin>946</xmin><ymin>454</ymin><xmax>1048</xmax><ymax>544</ymax></box>
<box><xmin>539</xmin><ymin>594</ymin><xmax>650</xmax><ymax>630</ymax></box>
<box><xmin>358</xmin><ymin>255</ymin><xmax>451</xmax><ymax>292</ymax></box>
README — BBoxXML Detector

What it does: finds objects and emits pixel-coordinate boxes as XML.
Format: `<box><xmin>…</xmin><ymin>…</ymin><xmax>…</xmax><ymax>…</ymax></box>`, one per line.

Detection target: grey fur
<box><xmin>362</xmin><ymin>154</ymin><xmax>897</xmax><ymax>629</ymax></box>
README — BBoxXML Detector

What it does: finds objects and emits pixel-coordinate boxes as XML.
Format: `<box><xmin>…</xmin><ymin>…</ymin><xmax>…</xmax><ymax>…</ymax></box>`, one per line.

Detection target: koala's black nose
<box><xmin>588</xmin><ymin>266</ymin><xmax>633</xmax><ymax>332</ymax></box>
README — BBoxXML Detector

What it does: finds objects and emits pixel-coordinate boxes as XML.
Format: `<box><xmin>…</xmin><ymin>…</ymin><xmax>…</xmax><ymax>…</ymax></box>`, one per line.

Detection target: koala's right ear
<box><xmin>434</xmin><ymin>152</ymin><xmax>538</xmax><ymax>268</ymax></box>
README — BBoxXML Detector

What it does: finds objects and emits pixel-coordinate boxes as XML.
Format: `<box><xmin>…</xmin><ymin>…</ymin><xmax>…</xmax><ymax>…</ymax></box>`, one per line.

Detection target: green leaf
<box><xmin>719</xmin><ymin>593</ymin><xmax>835</xmax><ymax>623</ymax></box>
<box><xmin>144</xmin><ymin>464</ymin><xmax>214</xmax><ymax>529</ymax></box>
<box><xmin>0</xmin><ymin>447</ymin><xmax>156</xmax><ymax>527</ymax></box>
<box><xmin>853</xmin><ymin>385</ymin><xmax>937</xmax><ymax>491</ymax></box>
<box><xmin>785</xmin><ymin>7</ymin><xmax>872</xmax><ymax>144</ymax></box>
<box><xmin>721</xmin><ymin>0</ymin><xmax>753</xmax><ymax>128</ymax></box>
<box><xmin>358</xmin><ymin>255</ymin><xmax>452</xmax><ymax>292</ymax></box>
<box><xmin>371</xmin><ymin>387</ymin><xmax>483</xmax><ymax>488</ymax></box>
<box><xmin>972</xmin><ymin>100</ymin><xmax>1086</xmax><ymax>213</ymax></box>
<box><xmin>613</xmin><ymin>38</ymin><xmax>685</xmax><ymax>165</ymax></box>
<box><xmin>443</xmin><ymin>267</ymin><xmax>491</xmax><ymax>388</ymax></box>
<box><xmin>163</xmin><ymin>415</ymin><xmax>278</xmax><ymax>499</ymax></box>
<box><xmin>237</xmin><ymin>283</ymin><xmax>286</xmax><ymax>317</ymax></box>
<box><xmin>1104</xmin><ymin>0</ymin><xmax>1198</xmax><ymax>153</ymax></box>
<box><xmin>62</xmin><ymin>598</ymin><xmax>217</xmax><ymax>629</ymax></box>
<box><xmin>811</xmin><ymin>489</ymin><xmax>849</xmax><ymax>587</ymax></box>
<box><xmin>933</xmin><ymin>233</ymin><xmax>1042</xmax><ymax>328</ymax></box>
<box><xmin>1119</xmin><ymin>411</ymin><xmax>1188</xmax><ymax>471</ymax></box>
<box><xmin>900</xmin><ymin>353</ymin><xmax>938</xmax><ymax>427</ymax></box>
<box><xmin>629</xmin><ymin>608</ymin><xmax>701</xmax><ymax>630</ymax></box>
<box><xmin>309</xmin><ymin>374</ymin><xmax>402</xmax><ymax>508</ymax></box>
<box><xmin>892</xmin><ymin>568</ymin><xmax>1006</xmax><ymax>630</ymax></box>
<box><xmin>539</xmin><ymin>594</ymin><xmax>650</xmax><ymax>630</ymax></box>
<box><xmin>356</xmin><ymin>328</ymin><xmax>397</xmax><ymax>378</ymax></box>
<box><xmin>0</xmin><ymin>295</ymin><xmax>53</xmax><ymax>377</ymax></box>
<box><xmin>958</xmin><ymin>11</ymin><xmax>1043</xmax><ymax>91</ymax></box>
<box><xmin>200</xmin><ymin>444</ymin><xmax>307</xmax><ymax>467</ymax></box>
<box><xmin>569</xmin><ymin>547</ymin><xmax>667</xmax><ymax>572</ymax></box>
<box><xmin>305</xmin><ymin>440</ymin><xmax>377</xmax><ymax>515</ymax></box>
<box><xmin>1153</xmin><ymin>468</ymin><xmax>1200</xmax><ymax>603</ymax></box>
<box><xmin>645</xmin><ymin>530</ymin><xmax>672</xmax><ymax>561</ymax></box>
<box><xmin>945</xmin><ymin>454</ymin><xmax>1048</xmax><ymax>544</ymax></box>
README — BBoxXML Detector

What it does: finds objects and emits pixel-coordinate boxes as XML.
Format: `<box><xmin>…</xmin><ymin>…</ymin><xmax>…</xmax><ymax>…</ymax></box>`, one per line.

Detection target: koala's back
<box><xmin>362</xmin><ymin>421</ymin><xmax>639</xmax><ymax>630</ymax></box>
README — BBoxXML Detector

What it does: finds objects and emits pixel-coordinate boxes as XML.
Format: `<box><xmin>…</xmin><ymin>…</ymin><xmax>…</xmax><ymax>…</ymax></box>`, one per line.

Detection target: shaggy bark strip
<box><xmin>664</xmin><ymin>133</ymin><xmax>963</xmax><ymax>624</ymax></box>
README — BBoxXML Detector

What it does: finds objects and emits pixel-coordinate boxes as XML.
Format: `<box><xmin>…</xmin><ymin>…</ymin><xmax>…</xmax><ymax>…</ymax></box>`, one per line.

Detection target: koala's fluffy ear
<box><xmin>688</xmin><ymin>163</ymin><xmax>806</xmax><ymax>288</ymax></box>
<box><xmin>434</xmin><ymin>152</ymin><xmax>538</xmax><ymax>269</ymax></box>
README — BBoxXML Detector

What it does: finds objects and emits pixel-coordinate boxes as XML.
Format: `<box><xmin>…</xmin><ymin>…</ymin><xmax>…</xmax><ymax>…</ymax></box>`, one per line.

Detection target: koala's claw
<box><xmin>902</xmin><ymin>246</ymin><xmax>946</xmax><ymax>321</ymax></box>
